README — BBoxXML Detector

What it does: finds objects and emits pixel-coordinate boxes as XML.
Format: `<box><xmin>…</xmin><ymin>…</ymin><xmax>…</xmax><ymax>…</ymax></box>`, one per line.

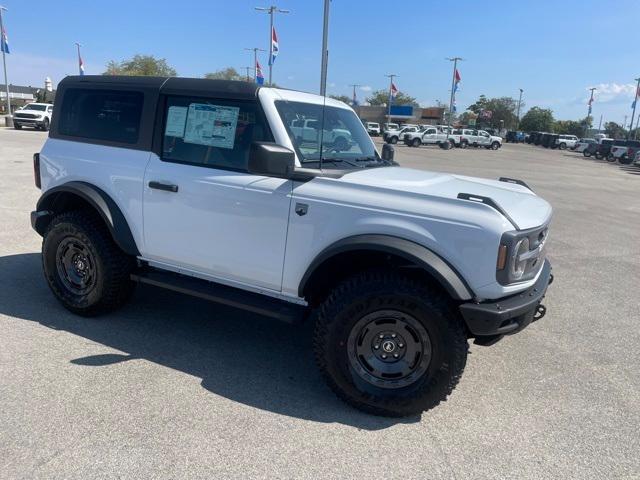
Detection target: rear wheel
<box><xmin>42</xmin><ymin>210</ymin><xmax>136</xmax><ymax>316</ymax></box>
<box><xmin>411</xmin><ymin>138</ymin><xmax>421</xmax><ymax>147</ymax></box>
<box><xmin>313</xmin><ymin>270</ymin><xmax>468</xmax><ymax>417</ymax></box>
<box><xmin>460</xmin><ymin>140</ymin><xmax>468</xmax><ymax>149</ymax></box>
<box><xmin>619</xmin><ymin>154</ymin><xmax>632</xmax><ymax>165</ymax></box>
<box><xmin>389</xmin><ymin>136</ymin><xmax>398</xmax><ymax>145</ymax></box>
<box><xmin>559</xmin><ymin>142</ymin><xmax>566</xmax><ymax>150</ymax></box>
<box><xmin>583</xmin><ymin>150</ymin><xmax>592</xmax><ymax>158</ymax></box>
<box><xmin>595</xmin><ymin>152</ymin><xmax>602</xmax><ymax>160</ymax></box>
<box><xmin>606</xmin><ymin>154</ymin><xmax>616</xmax><ymax>163</ymax></box>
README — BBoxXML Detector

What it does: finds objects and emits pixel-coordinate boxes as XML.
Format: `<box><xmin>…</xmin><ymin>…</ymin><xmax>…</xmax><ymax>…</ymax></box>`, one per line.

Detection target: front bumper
<box><xmin>14</xmin><ymin>118</ymin><xmax>45</xmax><ymax>126</ymax></box>
<box><xmin>459</xmin><ymin>259</ymin><xmax>552</xmax><ymax>337</ymax></box>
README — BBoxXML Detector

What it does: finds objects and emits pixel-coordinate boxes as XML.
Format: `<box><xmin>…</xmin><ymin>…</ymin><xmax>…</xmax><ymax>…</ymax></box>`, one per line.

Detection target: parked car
<box><xmin>506</xmin><ymin>131</ymin><xmax>525</xmax><ymax>143</ymax></box>
<box><xmin>633</xmin><ymin>150</ymin><xmax>640</xmax><ymax>166</ymax></box>
<box><xmin>382</xmin><ymin>123</ymin><xmax>399</xmax><ymax>133</ymax></box>
<box><xmin>384</xmin><ymin>125</ymin><xmax>418</xmax><ymax>144</ymax></box>
<box><xmin>364</xmin><ymin>122</ymin><xmax>381</xmax><ymax>136</ymax></box>
<box><xmin>608</xmin><ymin>140</ymin><xmax>640</xmax><ymax>164</ymax></box>
<box><xmin>583</xmin><ymin>138</ymin><xmax>614</xmax><ymax>159</ymax></box>
<box><xmin>30</xmin><ymin>75</ymin><xmax>554</xmax><ymax>417</ymax></box>
<box><xmin>624</xmin><ymin>140</ymin><xmax>640</xmax><ymax>165</ymax></box>
<box><xmin>13</xmin><ymin>102</ymin><xmax>54</xmax><ymax>131</ymax></box>
<box><xmin>289</xmin><ymin>118</ymin><xmax>353</xmax><ymax>150</ymax></box>
<box><xmin>555</xmin><ymin>134</ymin><xmax>578</xmax><ymax>150</ymax></box>
<box><xmin>454</xmin><ymin>129</ymin><xmax>502</xmax><ymax>150</ymax></box>
<box><xmin>403</xmin><ymin>125</ymin><xmax>453</xmax><ymax>149</ymax></box>
<box><xmin>572</xmin><ymin>138</ymin><xmax>596</xmax><ymax>152</ymax></box>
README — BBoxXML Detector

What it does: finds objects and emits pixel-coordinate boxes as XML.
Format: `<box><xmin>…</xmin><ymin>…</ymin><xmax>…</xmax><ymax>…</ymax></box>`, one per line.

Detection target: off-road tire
<box><xmin>491</xmin><ymin>141</ymin><xmax>500</xmax><ymax>150</ymax></box>
<box><xmin>583</xmin><ymin>150</ymin><xmax>592</xmax><ymax>158</ymax></box>
<box><xmin>411</xmin><ymin>138</ymin><xmax>421</xmax><ymax>147</ymax></box>
<box><xmin>460</xmin><ymin>140</ymin><xmax>468</xmax><ymax>149</ymax></box>
<box><xmin>42</xmin><ymin>210</ymin><xmax>135</xmax><ymax>316</ymax></box>
<box><xmin>313</xmin><ymin>270</ymin><xmax>468</xmax><ymax>417</ymax></box>
<box><xmin>559</xmin><ymin>142</ymin><xmax>566</xmax><ymax>150</ymax></box>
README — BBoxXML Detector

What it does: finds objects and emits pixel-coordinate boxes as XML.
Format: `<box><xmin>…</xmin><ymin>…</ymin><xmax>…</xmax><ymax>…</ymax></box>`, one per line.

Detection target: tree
<box><xmin>204</xmin><ymin>67</ymin><xmax>244</xmax><ymax>81</ymax></box>
<box><xmin>103</xmin><ymin>54</ymin><xmax>177</xmax><ymax>76</ymax></box>
<box><xmin>519</xmin><ymin>107</ymin><xmax>555</xmax><ymax>132</ymax></box>
<box><xmin>329</xmin><ymin>94</ymin><xmax>352</xmax><ymax>104</ymax></box>
<box><xmin>553</xmin><ymin>120</ymin><xmax>584</xmax><ymax>137</ymax></box>
<box><xmin>467</xmin><ymin>95</ymin><xmax>520</xmax><ymax>129</ymax></box>
<box><xmin>604</xmin><ymin>121</ymin><xmax>627</xmax><ymax>139</ymax></box>
<box><xmin>365</xmin><ymin>89</ymin><xmax>418</xmax><ymax>107</ymax></box>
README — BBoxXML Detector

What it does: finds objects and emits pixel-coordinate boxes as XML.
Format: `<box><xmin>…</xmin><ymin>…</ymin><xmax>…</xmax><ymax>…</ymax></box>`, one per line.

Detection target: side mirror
<box><xmin>248</xmin><ymin>142</ymin><xmax>295</xmax><ymax>178</ymax></box>
<box><xmin>381</xmin><ymin>143</ymin><xmax>395</xmax><ymax>162</ymax></box>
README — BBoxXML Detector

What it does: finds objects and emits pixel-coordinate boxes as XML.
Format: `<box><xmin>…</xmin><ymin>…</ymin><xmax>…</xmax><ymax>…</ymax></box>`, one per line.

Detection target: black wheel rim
<box><xmin>55</xmin><ymin>237</ymin><xmax>97</xmax><ymax>295</ymax></box>
<box><xmin>347</xmin><ymin>310</ymin><xmax>432</xmax><ymax>390</ymax></box>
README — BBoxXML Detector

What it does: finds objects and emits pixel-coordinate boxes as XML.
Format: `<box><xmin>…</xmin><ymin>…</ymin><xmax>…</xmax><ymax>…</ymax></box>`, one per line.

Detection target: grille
<box><xmin>15</xmin><ymin>113</ymin><xmax>39</xmax><ymax>119</ymax></box>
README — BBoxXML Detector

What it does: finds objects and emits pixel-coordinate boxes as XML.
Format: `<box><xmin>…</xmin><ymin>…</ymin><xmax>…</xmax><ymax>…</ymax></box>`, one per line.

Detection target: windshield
<box><xmin>275</xmin><ymin>100</ymin><xmax>379</xmax><ymax>168</ymax></box>
<box><xmin>23</xmin><ymin>104</ymin><xmax>47</xmax><ymax>111</ymax></box>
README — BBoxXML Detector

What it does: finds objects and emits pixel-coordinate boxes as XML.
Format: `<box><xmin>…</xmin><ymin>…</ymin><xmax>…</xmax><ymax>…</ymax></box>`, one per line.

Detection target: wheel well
<box><xmin>301</xmin><ymin>249</ymin><xmax>450</xmax><ymax>307</ymax></box>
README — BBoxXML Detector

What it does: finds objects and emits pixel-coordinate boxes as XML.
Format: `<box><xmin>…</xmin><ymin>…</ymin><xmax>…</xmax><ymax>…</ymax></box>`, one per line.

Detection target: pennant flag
<box><xmin>390</xmin><ymin>82</ymin><xmax>398</xmax><ymax>99</ymax></box>
<box><xmin>79</xmin><ymin>55</ymin><xmax>85</xmax><ymax>75</ymax></box>
<box><xmin>1</xmin><ymin>27</ymin><xmax>9</xmax><ymax>54</ymax></box>
<box><xmin>256</xmin><ymin>59</ymin><xmax>264</xmax><ymax>85</ymax></box>
<box><xmin>454</xmin><ymin>68</ymin><xmax>461</xmax><ymax>92</ymax></box>
<box><xmin>269</xmin><ymin>26</ymin><xmax>279</xmax><ymax>66</ymax></box>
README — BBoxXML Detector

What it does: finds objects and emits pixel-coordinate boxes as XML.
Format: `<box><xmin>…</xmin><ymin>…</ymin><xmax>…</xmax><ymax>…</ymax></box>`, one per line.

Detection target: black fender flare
<box><xmin>298</xmin><ymin>234</ymin><xmax>474</xmax><ymax>301</ymax></box>
<box><xmin>32</xmin><ymin>181</ymin><xmax>140</xmax><ymax>256</ymax></box>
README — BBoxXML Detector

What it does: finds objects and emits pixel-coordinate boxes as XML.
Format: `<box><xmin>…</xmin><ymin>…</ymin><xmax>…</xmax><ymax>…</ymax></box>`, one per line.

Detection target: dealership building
<box><xmin>1</xmin><ymin>78</ymin><xmax>55</xmax><ymax>114</ymax></box>
<box><xmin>354</xmin><ymin>105</ymin><xmax>446</xmax><ymax>126</ymax></box>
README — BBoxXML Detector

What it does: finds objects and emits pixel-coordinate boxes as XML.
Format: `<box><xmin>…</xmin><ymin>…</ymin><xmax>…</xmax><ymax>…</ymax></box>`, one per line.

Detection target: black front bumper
<box><xmin>460</xmin><ymin>260</ymin><xmax>552</xmax><ymax>337</ymax></box>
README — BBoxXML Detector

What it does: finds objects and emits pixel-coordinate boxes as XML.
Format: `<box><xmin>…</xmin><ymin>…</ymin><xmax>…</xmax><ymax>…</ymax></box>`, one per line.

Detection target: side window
<box><xmin>58</xmin><ymin>88</ymin><xmax>143</xmax><ymax>144</ymax></box>
<box><xmin>161</xmin><ymin>96</ymin><xmax>271</xmax><ymax>171</ymax></box>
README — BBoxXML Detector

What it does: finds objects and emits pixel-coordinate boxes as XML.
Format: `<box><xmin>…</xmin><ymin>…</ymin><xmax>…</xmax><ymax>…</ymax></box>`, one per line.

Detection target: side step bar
<box><xmin>131</xmin><ymin>270</ymin><xmax>307</xmax><ymax>324</ymax></box>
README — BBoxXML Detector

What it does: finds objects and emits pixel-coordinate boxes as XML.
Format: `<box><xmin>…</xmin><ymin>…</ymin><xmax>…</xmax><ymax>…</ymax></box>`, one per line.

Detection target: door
<box><xmin>476</xmin><ymin>130</ymin><xmax>491</xmax><ymax>146</ymax></box>
<box><xmin>142</xmin><ymin>94</ymin><xmax>292</xmax><ymax>292</ymax></box>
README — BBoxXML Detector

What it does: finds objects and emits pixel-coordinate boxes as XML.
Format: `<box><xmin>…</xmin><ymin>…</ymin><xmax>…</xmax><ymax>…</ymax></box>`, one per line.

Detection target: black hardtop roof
<box><xmin>58</xmin><ymin>75</ymin><xmax>261</xmax><ymax>99</ymax></box>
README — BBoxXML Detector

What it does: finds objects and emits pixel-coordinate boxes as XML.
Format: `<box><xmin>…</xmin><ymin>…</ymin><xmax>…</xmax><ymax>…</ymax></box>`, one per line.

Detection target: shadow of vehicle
<box><xmin>0</xmin><ymin>253</ymin><xmax>418</xmax><ymax>429</ymax></box>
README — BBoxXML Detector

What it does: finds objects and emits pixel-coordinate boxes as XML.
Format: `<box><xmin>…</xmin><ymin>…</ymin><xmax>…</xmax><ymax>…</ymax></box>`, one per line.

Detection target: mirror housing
<box><xmin>381</xmin><ymin>143</ymin><xmax>395</xmax><ymax>162</ymax></box>
<box><xmin>248</xmin><ymin>142</ymin><xmax>296</xmax><ymax>178</ymax></box>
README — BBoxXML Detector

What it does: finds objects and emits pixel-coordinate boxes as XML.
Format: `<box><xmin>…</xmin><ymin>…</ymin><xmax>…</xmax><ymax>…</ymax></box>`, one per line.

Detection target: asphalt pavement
<box><xmin>1</xmin><ymin>128</ymin><xmax>639</xmax><ymax>479</ymax></box>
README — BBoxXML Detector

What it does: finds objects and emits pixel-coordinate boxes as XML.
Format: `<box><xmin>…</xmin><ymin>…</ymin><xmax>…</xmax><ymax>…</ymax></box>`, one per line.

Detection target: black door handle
<box><xmin>148</xmin><ymin>181</ymin><xmax>178</xmax><ymax>193</ymax></box>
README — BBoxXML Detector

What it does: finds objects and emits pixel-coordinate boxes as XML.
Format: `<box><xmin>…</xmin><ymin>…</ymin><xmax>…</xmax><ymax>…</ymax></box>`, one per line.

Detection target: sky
<box><xmin>2</xmin><ymin>0</ymin><xmax>639</xmax><ymax>124</ymax></box>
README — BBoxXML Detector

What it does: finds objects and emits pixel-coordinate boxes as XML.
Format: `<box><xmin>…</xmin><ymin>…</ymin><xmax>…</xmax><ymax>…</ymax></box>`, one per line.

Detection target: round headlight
<box><xmin>510</xmin><ymin>238</ymin><xmax>530</xmax><ymax>280</ymax></box>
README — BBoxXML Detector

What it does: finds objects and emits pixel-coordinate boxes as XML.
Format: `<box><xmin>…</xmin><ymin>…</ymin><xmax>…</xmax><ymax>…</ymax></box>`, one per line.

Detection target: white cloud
<box><xmin>360</xmin><ymin>85</ymin><xmax>372</xmax><ymax>92</ymax></box>
<box><xmin>587</xmin><ymin>83</ymin><xmax>636</xmax><ymax>104</ymax></box>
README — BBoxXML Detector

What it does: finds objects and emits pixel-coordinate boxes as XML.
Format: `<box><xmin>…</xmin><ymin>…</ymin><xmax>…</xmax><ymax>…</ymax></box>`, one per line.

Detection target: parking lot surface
<box><xmin>1</xmin><ymin>128</ymin><xmax>639</xmax><ymax>479</ymax></box>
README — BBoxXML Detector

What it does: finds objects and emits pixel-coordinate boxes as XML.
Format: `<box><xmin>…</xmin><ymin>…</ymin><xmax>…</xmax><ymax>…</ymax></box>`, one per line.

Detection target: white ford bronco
<box><xmin>31</xmin><ymin>76</ymin><xmax>553</xmax><ymax>417</ymax></box>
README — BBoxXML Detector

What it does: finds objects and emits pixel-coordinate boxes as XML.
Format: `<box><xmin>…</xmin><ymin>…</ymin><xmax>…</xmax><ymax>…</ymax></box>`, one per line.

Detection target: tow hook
<box><xmin>533</xmin><ymin>304</ymin><xmax>546</xmax><ymax>321</ymax></box>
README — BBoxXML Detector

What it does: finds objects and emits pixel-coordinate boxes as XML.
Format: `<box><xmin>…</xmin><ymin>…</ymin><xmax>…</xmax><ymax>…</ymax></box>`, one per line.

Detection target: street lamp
<box><xmin>516</xmin><ymin>88</ymin><xmax>523</xmax><ymax>129</ymax></box>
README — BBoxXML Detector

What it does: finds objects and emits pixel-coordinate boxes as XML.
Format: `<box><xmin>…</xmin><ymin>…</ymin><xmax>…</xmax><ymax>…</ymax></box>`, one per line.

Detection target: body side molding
<box><xmin>32</xmin><ymin>181</ymin><xmax>140</xmax><ymax>256</ymax></box>
<box><xmin>298</xmin><ymin>234</ymin><xmax>474</xmax><ymax>301</ymax></box>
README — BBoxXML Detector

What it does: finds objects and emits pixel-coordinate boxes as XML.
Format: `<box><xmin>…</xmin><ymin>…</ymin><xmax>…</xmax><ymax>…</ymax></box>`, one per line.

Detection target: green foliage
<box><xmin>366</xmin><ymin>89</ymin><xmax>418</xmax><ymax>107</ymax></box>
<box><xmin>604</xmin><ymin>121</ymin><xmax>627</xmax><ymax>139</ymax></box>
<box><xmin>103</xmin><ymin>54</ymin><xmax>177</xmax><ymax>76</ymax></box>
<box><xmin>553</xmin><ymin>120</ymin><xmax>584</xmax><ymax>136</ymax></box>
<box><xmin>329</xmin><ymin>94</ymin><xmax>352</xmax><ymax>104</ymax></box>
<box><xmin>204</xmin><ymin>67</ymin><xmax>244</xmax><ymax>81</ymax></box>
<box><xmin>519</xmin><ymin>106</ymin><xmax>555</xmax><ymax>132</ymax></box>
<box><xmin>467</xmin><ymin>95</ymin><xmax>520</xmax><ymax>129</ymax></box>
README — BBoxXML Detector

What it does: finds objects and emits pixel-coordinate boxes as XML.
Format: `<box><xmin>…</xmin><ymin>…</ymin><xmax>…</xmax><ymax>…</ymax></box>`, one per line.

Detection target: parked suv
<box><xmin>30</xmin><ymin>76</ymin><xmax>553</xmax><ymax>417</ymax></box>
<box><xmin>364</xmin><ymin>122</ymin><xmax>381</xmax><ymax>136</ymax></box>
<box><xmin>572</xmin><ymin>138</ymin><xmax>596</xmax><ymax>152</ymax></box>
<box><xmin>13</xmin><ymin>102</ymin><xmax>54</xmax><ymax>131</ymax></box>
<box><xmin>555</xmin><ymin>134</ymin><xmax>578</xmax><ymax>150</ymax></box>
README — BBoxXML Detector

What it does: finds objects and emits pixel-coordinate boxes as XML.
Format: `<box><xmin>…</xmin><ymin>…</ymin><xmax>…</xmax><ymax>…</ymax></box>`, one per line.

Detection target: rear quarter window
<box><xmin>57</xmin><ymin>88</ymin><xmax>144</xmax><ymax>144</ymax></box>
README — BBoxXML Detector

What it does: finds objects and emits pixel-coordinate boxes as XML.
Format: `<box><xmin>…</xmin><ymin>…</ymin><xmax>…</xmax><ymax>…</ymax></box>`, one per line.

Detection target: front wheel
<box><xmin>460</xmin><ymin>140</ymin><xmax>468</xmax><ymax>149</ymax></box>
<box><xmin>559</xmin><ymin>143</ymin><xmax>566</xmax><ymax>150</ymax></box>
<box><xmin>595</xmin><ymin>152</ymin><xmax>602</xmax><ymax>160</ymax></box>
<box><xmin>13</xmin><ymin>123</ymin><xmax>22</xmax><ymax>130</ymax></box>
<box><xmin>41</xmin><ymin>117</ymin><xmax>50</xmax><ymax>131</ymax></box>
<box><xmin>389</xmin><ymin>136</ymin><xmax>398</xmax><ymax>144</ymax></box>
<box><xmin>606</xmin><ymin>154</ymin><xmax>616</xmax><ymax>163</ymax></box>
<box><xmin>583</xmin><ymin>150</ymin><xmax>592</xmax><ymax>158</ymax></box>
<box><xmin>313</xmin><ymin>270</ymin><xmax>468</xmax><ymax>417</ymax></box>
<box><xmin>42</xmin><ymin>210</ymin><xmax>136</xmax><ymax>316</ymax></box>
<box><xmin>491</xmin><ymin>141</ymin><xmax>500</xmax><ymax>150</ymax></box>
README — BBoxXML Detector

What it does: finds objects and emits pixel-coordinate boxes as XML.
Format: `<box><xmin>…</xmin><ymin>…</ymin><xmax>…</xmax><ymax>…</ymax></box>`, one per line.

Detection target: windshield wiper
<box><xmin>320</xmin><ymin>157</ymin><xmax>365</xmax><ymax>168</ymax></box>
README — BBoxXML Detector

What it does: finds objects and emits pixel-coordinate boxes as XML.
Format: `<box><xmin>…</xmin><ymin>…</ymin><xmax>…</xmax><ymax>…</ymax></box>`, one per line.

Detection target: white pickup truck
<box><xmin>403</xmin><ymin>125</ymin><xmax>453</xmax><ymax>149</ymax></box>
<box><xmin>13</xmin><ymin>102</ymin><xmax>54</xmax><ymax>131</ymax></box>
<box><xmin>383</xmin><ymin>125</ymin><xmax>419</xmax><ymax>144</ymax></box>
<box><xmin>451</xmin><ymin>129</ymin><xmax>502</xmax><ymax>150</ymax></box>
<box><xmin>290</xmin><ymin>118</ymin><xmax>353</xmax><ymax>151</ymax></box>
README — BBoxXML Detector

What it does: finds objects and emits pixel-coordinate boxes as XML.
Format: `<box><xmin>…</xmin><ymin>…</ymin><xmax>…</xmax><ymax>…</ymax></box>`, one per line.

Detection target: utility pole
<box><xmin>516</xmin><ymin>88</ymin><xmax>523</xmax><ymax>129</ymax></box>
<box><xmin>255</xmin><ymin>5</ymin><xmax>289</xmax><ymax>85</ymax></box>
<box><xmin>385</xmin><ymin>74</ymin><xmax>398</xmax><ymax>127</ymax></box>
<box><xmin>75</xmin><ymin>42</ymin><xmax>83</xmax><ymax>75</ymax></box>
<box><xmin>586</xmin><ymin>87</ymin><xmax>596</xmax><ymax>137</ymax></box>
<box><xmin>623</xmin><ymin>115</ymin><xmax>628</xmax><ymax>131</ymax></box>
<box><xmin>319</xmin><ymin>0</ymin><xmax>330</xmax><ymax>96</ymax></box>
<box><xmin>244</xmin><ymin>47</ymin><xmax>266</xmax><ymax>83</ymax></box>
<box><xmin>242</xmin><ymin>66</ymin><xmax>253</xmax><ymax>82</ymax></box>
<box><xmin>348</xmin><ymin>83</ymin><xmax>361</xmax><ymax>106</ymax></box>
<box><xmin>0</xmin><ymin>5</ymin><xmax>12</xmax><ymax>125</ymax></box>
<box><xmin>446</xmin><ymin>57</ymin><xmax>463</xmax><ymax>141</ymax></box>
<box><xmin>628</xmin><ymin>77</ymin><xmax>640</xmax><ymax>140</ymax></box>
<box><xmin>598</xmin><ymin>114</ymin><xmax>603</xmax><ymax>132</ymax></box>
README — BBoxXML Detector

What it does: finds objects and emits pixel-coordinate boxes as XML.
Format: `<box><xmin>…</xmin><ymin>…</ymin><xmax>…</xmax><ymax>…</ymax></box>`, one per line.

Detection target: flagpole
<box><xmin>586</xmin><ymin>87</ymin><xmax>596</xmax><ymax>137</ymax></box>
<box><xmin>349</xmin><ymin>83</ymin><xmax>360</xmax><ymax>106</ymax></box>
<box><xmin>0</xmin><ymin>5</ymin><xmax>12</xmax><ymax>125</ymax></box>
<box><xmin>446</xmin><ymin>57</ymin><xmax>463</xmax><ymax>143</ymax></box>
<box><xmin>385</xmin><ymin>74</ymin><xmax>397</xmax><ymax>127</ymax></box>
<box><xmin>245</xmin><ymin>47</ymin><xmax>266</xmax><ymax>83</ymax></box>
<box><xmin>255</xmin><ymin>5</ymin><xmax>289</xmax><ymax>85</ymax></box>
<box><xmin>319</xmin><ymin>0</ymin><xmax>330</xmax><ymax>96</ymax></box>
<box><xmin>628</xmin><ymin>77</ymin><xmax>640</xmax><ymax>140</ymax></box>
<box><xmin>75</xmin><ymin>42</ymin><xmax>82</xmax><ymax>75</ymax></box>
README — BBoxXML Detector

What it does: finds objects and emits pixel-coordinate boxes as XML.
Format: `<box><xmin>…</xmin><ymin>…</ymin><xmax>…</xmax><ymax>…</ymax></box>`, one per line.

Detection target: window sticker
<box><xmin>183</xmin><ymin>103</ymin><xmax>240</xmax><ymax>149</ymax></box>
<box><xmin>165</xmin><ymin>106</ymin><xmax>188</xmax><ymax>138</ymax></box>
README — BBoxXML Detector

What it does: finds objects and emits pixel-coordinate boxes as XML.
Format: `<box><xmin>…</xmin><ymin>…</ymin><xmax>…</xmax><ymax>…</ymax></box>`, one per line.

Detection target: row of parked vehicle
<box><xmin>578</xmin><ymin>137</ymin><xmax>640</xmax><ymax>165</ymax></box>
<box><xmin>524</xmin><ymin>132</ymin><xmax>579</xmax><ymax>150</ymax></box>
<box><xmin>381</xmin><ymin>124</ymin><xmax>503</xmax><ymax>150</ymax></box>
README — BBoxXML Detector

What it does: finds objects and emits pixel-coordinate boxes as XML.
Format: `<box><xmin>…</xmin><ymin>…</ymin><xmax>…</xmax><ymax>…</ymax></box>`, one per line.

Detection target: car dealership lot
<box><xmin>1</xmin><ymin>128</ymin><xmax>639</xmax><ymax>479</ymax></box>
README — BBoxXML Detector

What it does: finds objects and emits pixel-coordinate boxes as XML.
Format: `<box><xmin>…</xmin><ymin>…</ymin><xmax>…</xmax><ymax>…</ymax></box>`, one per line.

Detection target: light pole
<box><xmin>319</xmin><ymin>0</ymin><xmax>330</xmax><ymax>96</ymax></box>
<box><xmin>255</xmin><ymin>5</ymin><xmax>289</xmax><ymax>85</ymax></box>
<box><xmin>385</xmin><ymin>74</ymin><xmax>398</xmax><ymax>127</ymax></box>
<box><xmin>75</xmin><ymin>42</ymin><xmax>83</xmax><ymax>75</ymax></box>
<box><xmin>0</xmin><ymin>5</ymin><xmax>12</xmax><ymax>125</ymax></box>
<box><xmin>244</xmin><ymin>47</ymin><xmax>266</xmax><ymax>83</ymax></box>
<box><xmin>516</xmin><ymin>88</ymin><xmax>523</xmax><ymax>129</ymax></box>
<box><xmin>446</xmin><ymin>57</ymin><xmax>463</xmax><ymax>141</ymax></box>
<box><xmin>349</xmin><ymin>83</ymin><xmax>361</xmax><ymax>106</ymax></box>
<box><xmin>628</xmin><ymin>77</ymin><xmax>640</xmax><ymax>140</ymax></box>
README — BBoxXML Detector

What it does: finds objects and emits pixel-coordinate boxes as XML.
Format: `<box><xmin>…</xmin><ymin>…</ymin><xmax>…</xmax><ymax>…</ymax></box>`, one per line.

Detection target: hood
<box><xmin>337</xmin><ymin>167</ymin><xmax>552</xmax><ymax>230</ymax></box>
